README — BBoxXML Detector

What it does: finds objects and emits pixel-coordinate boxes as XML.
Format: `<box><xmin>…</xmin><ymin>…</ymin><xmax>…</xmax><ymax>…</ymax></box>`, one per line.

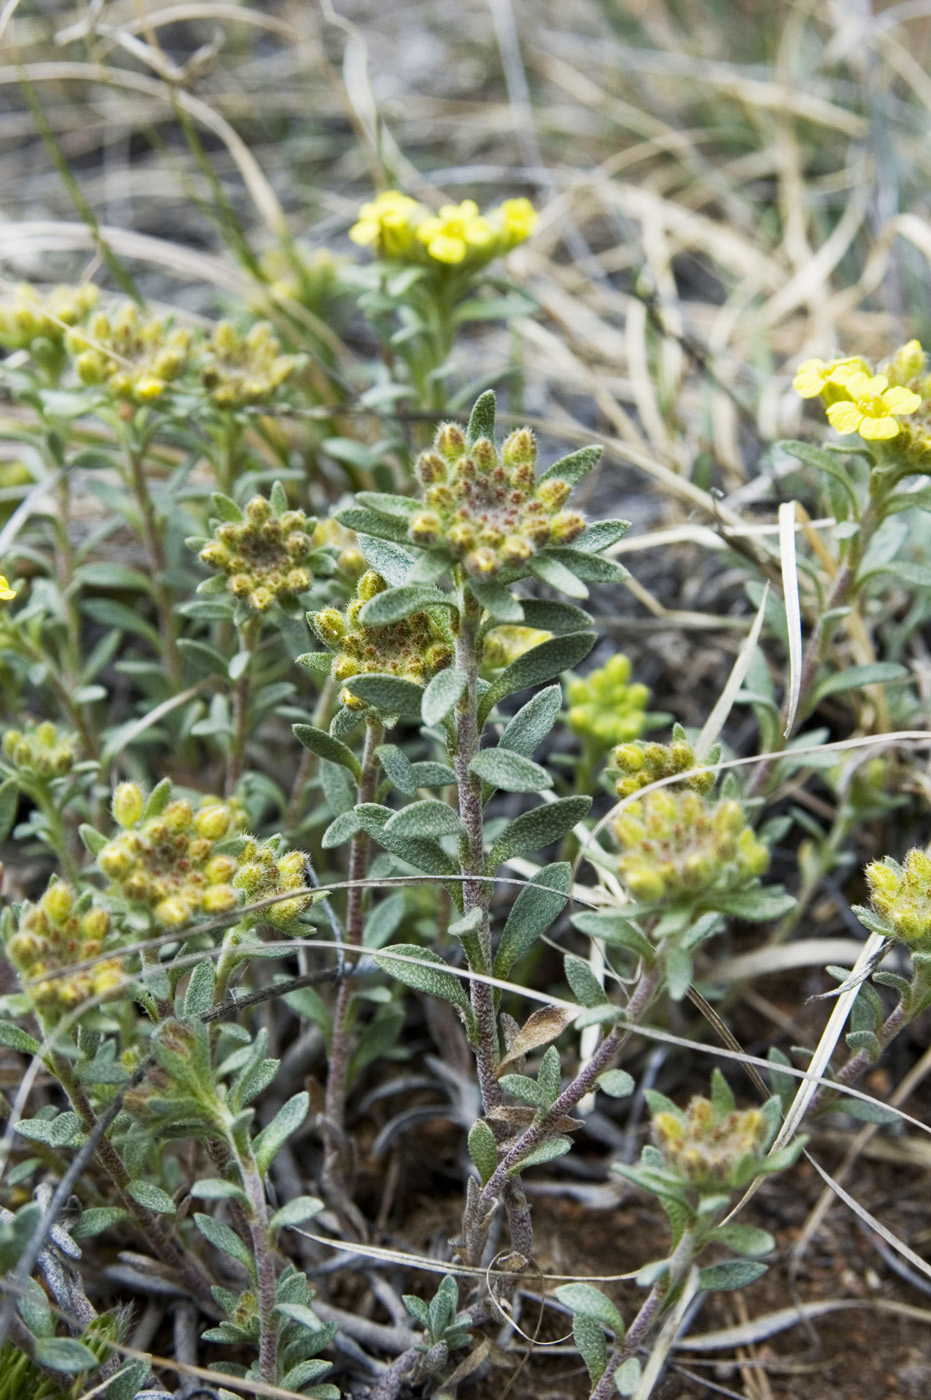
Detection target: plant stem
<box><xmin>124</xmin><ymin>442</ymin><xmax>182</xmax><ymax>689</ymax></box>
<box><xmin>590</xmin><ymin>1230</ymin><xmax>695</xmax><ymax>1400</ymax></box>
<box><xmin>233</xmin><ymin>1143</ymin><xmax>278</xmax><ymax>1382</ymax></box>
<box><xmin>227</xmin><ymin>614</ymin><xmax>261</xmax><ymax>795</ymax></box>
<box><xmin>321</xmin><ymin>715</ymin><xmax>382</xmax><ymax>1216</ymax></box>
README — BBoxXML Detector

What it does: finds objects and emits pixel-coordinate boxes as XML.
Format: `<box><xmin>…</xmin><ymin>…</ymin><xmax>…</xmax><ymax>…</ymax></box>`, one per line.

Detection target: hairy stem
<box><xmin>227</xmin><ymin>614</ymin><xmax>261</xmax><ymax>795</ymax></box>
<box><xmin>590</xmin><ymin>1230</ymin><xmax>694</xmax><ymax>1400</ymax></box>
<box><xmin>236</xmin><ymin>1146</ymin><xmax>279</xmax><ymax>1382</ymax></box>
<box><xmin>124</xmin><ymin>443</ymin><xmax>182</xmax><ymax>689</ymax></box>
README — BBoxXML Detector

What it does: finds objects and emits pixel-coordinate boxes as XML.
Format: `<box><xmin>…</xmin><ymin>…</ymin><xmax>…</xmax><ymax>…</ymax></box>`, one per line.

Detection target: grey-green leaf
<box><xmin>375</xmin><ymin>944</ymin><xmax>470</xmax><ymax>1014</ymax></box>
<box><xmin>539</xmin><ymin>444</ymin><xmax>602</xmax><ymax>487</ymax></box>
<box><xmin>499</xmin><ymin>685</ymin><xmax>562</xmax><ymax>757</ymax></box>
<box><xmin>384</xmin><ymin>799</ymin><xmax>463</xmax><ymax>839</ymax></box>
<box><xmin>565</xmin><ymin>953</ymin><xmax>606</xmax><ymax>1008</ymax></box>
<box><xmin>252</xmin><ymin>1092</ymin><xmax>310</xmax><ymax>1176</ymax></box>
<box><xmin>597</xmin><ymin>1069</ymin><xmax>634</xmax><ymax>1099</ymax></box>
<box><xmin>495</xmin><ymin>861</ymin><xmax>571</xmax><ymax>975</ymax></box>
<box><xmin>572</xmin><ymin>1315</ymin><xmax>606</xmax><ymax>1385</ymax></box>
<box><xmin>555</xmin><ymin>1282</ymin><xmax>624</xmax><ymax>1335</ymax></box>
<box><xmin>470</xmin><ymin>747</ymin><xmax>551</xmax><ymax>793</ymax></box>
<box><xmin>467</xmin><ymin>390</ymin><xmax>496</xmax><ymax>443</ymax></box>
<box><xmin>469</xmin><ymin>580</ymin><xmax>524</xmax><ymax>621</ymax></box>
<box><xmin>32</xmin><ymin>1338</ymin><xmax>99</xmax><ymax>1374</ymax></box>
<box><xmin>422</xmin><ymin>667</ymin><xmax>468</xmax><ymax>726</ymax></box>
<box><xmin>339</xmin><ymin>673</ymin><xmax>424</xmax><ymax>720</ymax></box>
<box><xmin>481</xmin><ymin>632</ymin><xmax>596</xmax><ymax>721</ymax></box>
<box><xmin>697</xmin><ymin>1259</ymin><xmax>768</xmax><ymax>1292</ymax></box>
<box><xmin>488</xmin><ymin>797</ymin><xmax>591</xmax><ymax>869</ymax></box>
<box><xmin>359</xmin><ymin>584</ymin><xmax>456</xmax><ymax>626</ymax></box>
<box><xmin>467</xmin><ymin>1120</ymin><xmax>498</xmax><ymax>1184</ymax></box>
<box><xmin>293</xmin><ymin>724</ymin><xmax>361</xmax><ymax>779</ymax></box>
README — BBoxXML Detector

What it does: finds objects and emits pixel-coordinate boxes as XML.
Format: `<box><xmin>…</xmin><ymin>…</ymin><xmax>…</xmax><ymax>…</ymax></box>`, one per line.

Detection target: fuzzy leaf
<box><xmin>269</xmin><ymin>1196</ymin><xmax>325</xmax><ymax>1231</ymax></box>
<box><xmin>194</xmin><ymin>1212</ymin><xmax>255</xmax><ymax>1275</ymax></box>
<box><xmin>665</xmin><ymin>945</ymin><xmax>693</xmax><ymax>1001</ymax></box>
<box><xmin>340</xmin><ymin>673</ymin><xmax>424</xmax><ymax>720</ymax></box>
<box><xmin>422</xmin><ymin>667</ymin><xmax>468</xmax><ymax>726</ymax></box>
<box><xmin>470</xmin><ymin>746</ymin><xmax>551</xmax><ymax>792</ymax></box>
<box><xmin>467</xmin><ymin>1120</ymin><xmax>498</xmax><ymax>1184</ymax></box>
<box><xmin>359</xmin><ymin>584</ymin><xmax>456</xmax><ymax>626</ymax></box>
<box><xmin>556</xmin><ymin>1282</ymin><xmax>624</xmax><ymax>1335</ymax></box>
<box><xmin>707</xmin><ymin>1224</ymin><xmax>775</xmax><ymax>1257</ymax></box>
<box><xmin>616</xmin><ymin>1357</ymin><xmax>642</xmax><ymax>1396</ymax></box>
<box><xmin>32</xmin><ymin>1338</ymin><xmax>98</xmax><ymax>1374</ymax></box>
<box><xmin>597</xmin><ymin>1069</ymin><xmax>635</xmax><ymax>1099</ymax></box>
<box><xmin>520</xmin><ymin>598</ymin><xmax>592</xmax><ymax>634</ymax></box>
<box><xmin>697</xmin><ymin>1259</ymin><xmax>768</xmax><ymax>1292</ymax></box>
<box><xmin>510</xmin><ymin>1136</ymin><xmax>571</xmax><ymax>1172</ymax></box>
<box><xmin>375</xmin><ymin>944</ymin><xmax>470</xmax><ymax>1014</ymax></box>
<box><xmin>564</xmin><ymin>953</ymin><xmax>606</xmax><ymax>1008</ymax></box>
<box><xmin>571</xmin><ymin>909</ymin><xmax>653</xmax><ymax>960</ymax></box>
<box><xmin>539</xmin><ymin>444</ymin><xmax>602</xmax><ymax>487</ymax></box>
<box><xmin>384</xmin><ymin>799</ymin><xmax>463</xmax><ymax>839</ymax></box>
<box><xmin>572</xmin><ymin>1314</ymin><xmax>606</xmax><ymax>1385</ymax></box>
<box><xmin>70</xmin><ymin>1206</ymin><xmax>130</xmax><ymax>1239</ymax></box>
<box><xmin>467</xmin><ymin>390</ymin><xmax>496</xmax><ymax>443</ymax></box>
<box><xmin>481</xmin><ymin>632</ymin><xmax>596</xmax><ymax>720</ymax></box>
<box><xmin>497</xmin><ymin>859</ymin><xmax>574</xmax><ymax>976</ymax></box>
<box><xmin>252</xmin><ymin>1092</ymin><xmax>310</xmax><ymax>1176</ymax></box>
<box><xmin>356</xmin><ymin>534</ymin><xmax>416</xmax><ymax>586</ymax></box>
<box><xmin>711</xmin><ymin>887</ymin><xmax>795</xmax><ymax>921</ymax></box>
<box><xmin>499</xmin><ymin>685</ymin><xmax>562</xmax><ymax>757</ymax></box>
<box><xmin>530</xmin><ymin>554</ymin><xmax>589</xmax><ymax>598</ymax></box>
<box><xmin>293</xmin><ymin>724</ymin><xmax>361</xmax><ymax>779</ymax></box>
<box><xmin>79</xmin><ymin>823</ymin><xmax>109</xmax><ymax>857</ymax></box>
<box><xmin>489</xmin><ymin>797</ymin><xmax>591</xmax><ymax>869</ymax></box>
<box><xmin>0</xmin><ymin>1022</ymin><xmax>41</xmax><ymax>1055</ymax></box>
<box><xmin>546</xmin><ymin>547</ymin><xmax>628</xmax><ymax>583</ymax></box>
<box><xmin>497</xmin><ymin>1005</ymin><xmax>573</xmax><ymax>1070</ymax></box>
<box><xmin>469</xmin><ymin>580</ymin><xmax>524</xmax><ymax>621</ymax></box>
<box><xmin>335</xmin><ymin>506</ymin><xmax>412</xmax><ymax>545</ymax></box>
<box><xmin>573</xmin><ymin>519</ymin><xmax>630</xmax><ymax>552</ymax></box>
<box><xmin>811</xmin><ymin>662</ymin><xmax>908</xmax><ymax>704</ymax></box>
<box><xmin>183</xmin><ymin>959</ymin><xmax>216</xmax><ymax>1017</ymax></box>
<box><xmin>127</xmin><ymin>1181</ymin><xmax>176</xmax><ymax>1215</ymax></box>
<box><xmin>189</xmin><ymin>1179</ymin><xmax>248</xmax><ymax>1202</ymax></box>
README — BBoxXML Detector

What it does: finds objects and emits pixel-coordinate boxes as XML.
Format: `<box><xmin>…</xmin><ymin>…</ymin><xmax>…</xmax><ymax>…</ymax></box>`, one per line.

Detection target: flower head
<box><xmin>825</xmin><ymin>371</ymin><xmax>922</xmax><ymax>441</ymax></box>
<box><xmin>865</xmin><ymin>849</ymin><xmax>931</xmax><ymax>947</ymax></box>
<box><xmin>415</xmin><ymin>200</ymin><xmax>492</xmax><ymax>265</ymax></box>
<box><xmin>67</xmin><ymin>303</ymin><xmax>191</xmax><ymax>403</ymax></box>
<box><xmin>567</xmin><ymin>654</ymin><xmax>651</xmax><ymax>751</ymax></box>
<box><xmin>349</xmin><ymin>190</ymin><xmax>537</xmax><ymax>270</ymax></box>
<box><xmin>2</xmin><ymin>720</ymin><xmax>79</xmax><ymax>780</ymax></box>
<box><xmin>651</xmin><ymin>1084</ymin><xmax>772</xmax><ymax>1193</ymax></box>
<box><xmin>792</xmin><ymin>355</ymin><xmax>867</xmax><ymax>399</ymax></box>
<box><xmin>4</xmin><ymin>879</ymin><xmax>119</xmax><ymax>1018</ymax></box>
<box><xmin>349</xmin><ymin>191</ymin><xmax>422</xmax><ymax>259</ymax></box>
<box><xmin>198</xmin><ymin>491</ymin><xmax>315</xmax><ymax>613</ymax></box>
<box><xmin>234</xmin><ymin>839</ymin><xmax>315</xmax><ymax>928</ymax></box>
<box><xmin>200</xmin><ymin>320</ymin><xmax>297</xmax><ymax>410</ymax></box>
<box><xmin>613</xmin><ymin>789</ymin><xmax>768</xmax><ymax>904</ymax></box>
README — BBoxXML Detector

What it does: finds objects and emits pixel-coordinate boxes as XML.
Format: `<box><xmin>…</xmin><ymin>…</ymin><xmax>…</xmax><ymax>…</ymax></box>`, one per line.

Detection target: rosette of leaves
<box><xmin>204</xmin><ymin>1265</ymin><xmax>338</xmax><ymax>1398</ymax></box>
<box><xmin>336</xmin><ymin>391</ymin><xmax>629</xmax><ymax>603</ymax></box>
<box><xmin>402</xmin><ymin>1274</ymin><xmax>472</xmax><ymax>1378</ymax></box>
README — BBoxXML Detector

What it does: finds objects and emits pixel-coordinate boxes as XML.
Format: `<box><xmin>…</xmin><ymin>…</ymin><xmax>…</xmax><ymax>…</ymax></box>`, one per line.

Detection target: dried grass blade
<box><xmin>695</xmin><ymin>581</ymin><xmax>768</xmax><ymax>759</ymax></box>
<box><xmin>778</xmin><ymin>499</ymin><xmax>803</xmax><ymax>738</ymax></box>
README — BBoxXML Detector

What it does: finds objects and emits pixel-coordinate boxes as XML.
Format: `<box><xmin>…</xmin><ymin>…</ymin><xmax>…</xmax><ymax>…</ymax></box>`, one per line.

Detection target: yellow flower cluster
<box><xmin>313</xmin><ymin>570</ymin><xmax>453</xmax><ymax>709</ymax></box>
<box><xmin>567</xmin><ymin>655</ymin><xmax>650</xmax><ymax>751</ymax></box>
<box><xmin>68</xmin><ymin>303</ymin><xmax>192</xmax><ymax>403</ymax></box>
<box><xmin>201</xmin><ymin>320</ymin><xmax>297</xmax><ymax>410</ymax></box>
<box><xmin>408</xmin><ymin>422</ymin><xmax>584</xmax><ymax>579</ymax></box>
<box><xmin>199</xmin><ymin>494</ymin><xmax>315</xmax><ymax>613</ymax></box>
<box><xmin>793</xmin><ymin>344</ymin><xmax>923</xmax><ymax>442</ymax></box>
<box><xmin>5</xmin><ymin>880</ymin><xmax>120</xmax><ymax>1015</ymax></box>
<box><xmin>865</xmin><ymin>849</ymin><xmax>931</xmax><ymax>947</ymax></box>
<box><xmin>653</xmin><ymin>1095</ymin><xmax>768</xmax><ymax>1191</ymax></box>
<box><xmin>349</xmin><ymin>191</ymin><xmax>537</xmax><ymax>268</ymax></box>
<box><xmin>613</xmin><ymin>789</ymin><xmax>768</xmax><ymax>903</ymax></box>
<box><xmin>2</xmin><ymin>721</ymin><xmax>78</xmax><ymax>780</ymax></box>
<box><xmin>97</xmin><ymin>784</ymin><xmax>248</xmax><ymax>929</ymax></box>
<box><xmin>612</xmin><ymin>737</ymin><xmax>714</xmax><ymax>800</ymax></box>
<box><xmin>233</xmin><ymin>841</ymin><xmax>314</xmax><ymax>927</ymax></box>
<box><xmin>0</xmin><ymin>282</ymin><xmax>98</xmax><ymax>350</ymax></box>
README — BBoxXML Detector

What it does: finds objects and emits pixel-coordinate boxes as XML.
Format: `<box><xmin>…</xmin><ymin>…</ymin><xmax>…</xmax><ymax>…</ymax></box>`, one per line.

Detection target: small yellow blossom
<box><xmin>825</xmin><ymin>371</ymin><xmax>922</xmax><ymax>441</ymax></box>
<box><xmin>491</xmin><ymin>197</ymin><xmax>538</xmax><ymax>249</ymax></box>
<box><xmin>792</xmin><ymin>356</ymin><xmax>867</xmax><ymax>399</ymax></box>
<box><xmin>416</xmin><ymin>200</ymin><xmax>493</xmax><ymax>265</ymax></box>
<box><xmin>0</xmin><ymin>575</ymin><xmax>16</xmax><ymax>601</ymax></box>
<box><xmin>349</xmin><ymin>191</ymin><xmax>421</xmax><ymax>259</ymax></box>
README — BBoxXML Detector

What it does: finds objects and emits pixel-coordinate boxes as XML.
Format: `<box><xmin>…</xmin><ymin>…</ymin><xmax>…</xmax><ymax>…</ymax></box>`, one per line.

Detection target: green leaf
<box><xmin>499</xmin><ymin>1072</ymin><xmax>546</xmax><ymax>1106</ymax></box>
<box><xmin>374</xmin><ymin>944</ymin><xmax>470</xmax><ymax>1014</ymax></box>
<box><xmin>573</xmin><ymin>520</ymin><xmax>630</xmax><ymax>552</ymax></box>
<box><xmin>211</xmin><ymin>492</ymin><xmax>243</xmax><ymax>522</ymax></box>
<box><xmin>711</xmin><ymin>887</ymin><xmax>796</xmax><ymax>921</ymax></box>
<box><xmin>422</xmin><ymin>667</ymin><xmax>468</xmax><ymax>726</ymax></box>
<box><xmin>195</xmin><ymin>1212</ymin><xmax>256</xmax><ymax>1275</ymax></box>
<box><xmin>336</xmin><ymin>506</ymin><xmax>412</xmax><ymax>545</ymax></box>
<box><xmin>0</xmin><ymin>1022</ymin><xmax>41</xmax><ymax>1055</ymax></box>
<box><xmin>384</xmin><ymin>799</ymin><xmax>463</xmax><ymax>839</ymax></box>
<box><xmin>269</xmin><ymin>1195</ymin><xmax>325</xmax><ymax>1231</ymax></box>
<box><xmin>189</xmin><ymin>1179</ymin><xmax>248</xmax><ymax>1201</ymax></box>
<box><xmin>293</xmin><ymin>723</ymin><xmax>362</xmax><ymax>779</ymax></box>
<box><xmin>70</xmin><ymin>1206</ymin><xmax>130</xmax><ymax>1239</ymax></box>
<box><xmin>572</xmin><ymin>1314</ymin><xmax>606</xmax><ymax>1386</ymax></box>
<box><xmin>495</xmin><ymin>861</ymin><xmax>571</xmax><ymax>975</ymax></box>
<box><xmin>183</xmin><ymin>959</ymin><xmax>216</xmax><ymax>1017</ymax></box>
<box><xmin>616</xmin><ymin>1357</ymin><xmax>642</xmax><ymax>1396</ymax></box>
<box><xmin>106</xmin><ymin>1361</ymin><xmax>151</xmax><ymax>1400</ymax></box>
<box><xmin>571</xmin><ymin>910</ymin><xmax>653</xmax><ymax>960</ymax></box>
<box><xmin>779</xmin><ymin>440</ymin><xmax>860</xmax><ymax>507</ymax></box>
<box><xmin>710</xmin><ymin>1068</ymin><xmax>735</xmax><ymax>1117</ymax></box>
<box><xmin>565</xmin><ymin>953</ymin><xmax>606</xmax><ymax>1008</ymax></box>
<box><xmin>357</xmin><ymin>534</ymin><xmax>416</xmax><ymax>586</ymax></box>
<box><xmin>597</xmin><ymin>1069</ymin><xmax>634</xmax><ymax>1099</ymax></box>
<box><xmin>32</xmin><ymin>1338</ymin><xmax>99</xmax><ymax>1374</ymax></box>
<box><xmin>470</xmin><ymin>746</ymin><xmax>551</xmax><ymax>793</ymax></box>
<box><xmin>546</xmin><ymin>548</ymin><xmax>628</xmax><ymax>583</ymax></box>
<box><xmin>363</xmin><ymin>892</ymin><xmax>406</xmax><ymax>949</ymax></box>
<box><xmin>340</xmin><ymin>673</ymin><xmax>424</xmax><ymax>720</ymax></box>
<box><xmin>489</xmin><ymin>796</ymin><xmax>591</xmax><ymax>869</ymax></box>
<box><xmin>377</xmin><ymin>743</ymin><xmax>416</xmax><ymax>794</ymax></box>
<box><xmin>467</xmin><ymin>390</ymin><xmax>496</xmax><ymax>443</ymax></box>
<box><xmin>321</xmin><ymin>810</ymin><xmax>361</xmax><ymax>848</ymax></box>
<box><xmin>127</xmin><ymin>1180</ymin><xmax>176</xmax><ymax>1215</ymax></box>
<box><xmin>252</xmin><ymin>1092</ymin><xmax>310</xmax><ymax>1176</ymax></box>
<box><xmin>469</xmin><ymin>580</ymin><xmax>524</xmax><ymax>621</ymax></box>
<box><xmin>0</xmin><ymin>779</ymin><xmax>19</xmax><ymax>843</ymax></box>
<box><xmin>467</xmin><ymin>1120</ymin><xmax>498</xmax><ymax>1184</ymax></box>
<box><xmin>811</xmin><ymin>662</ymin><xmax>908</xmax><ymax>704</ymax></box>
<box><xmin>296</xmin><ymin>650</ymin><xmax>335</xmax><ymax>676</ymax></box>
<box><xmin>360</xmin><ymin>584</ymin><xmax>456</xmax><ymax>626</ymax></box>
<box><xmin>555</xmin><ymin>1282</ymin><xmax>624</xmax><ymax>1335</ymax></box>
<box><xmin>665</xmin><ymin>945</ymin><xmax>693</xmax><ymax>1001</ymax></box>
<box><xmin>480</xmin><ymin>631</ymin><xmax>596</xmax><ymax>722</ymax></box>
<box><xmin>409</xmin><ymin>760</ymin><xmax>456</xmax><ymax>787</ymax></box>
<box><xmin>707</xmin><ymin>1224</ymin><xmax>775</xmax><ymax>1257</ymax></box>
<box><xmin>510</xmin><ymin>1136</ymin><xmax>571</xmax><ymax>1172</ymax></box>
<box><xmin>697</xmin><ymin>1259</ymin><xmax>768</xmax><ymax>1292</ymax></box>
<box><xmin>499</xmin><ymin>685</ymin><xmax>562</xmax><ymax>757</ymax></box>
<box><xmin>530</xmin><ymin>554</ymin><xmax>589</xmax><ymax>598</ymax></box>
<box><xmin>539</xmin><ymin>444</ymin><xmax>602</xmax><ymax>487</ymax></box>
<box><xmin>520</xmin><ymin>598</ymin><xmax>592</xmax><ymax>634</ymax></box>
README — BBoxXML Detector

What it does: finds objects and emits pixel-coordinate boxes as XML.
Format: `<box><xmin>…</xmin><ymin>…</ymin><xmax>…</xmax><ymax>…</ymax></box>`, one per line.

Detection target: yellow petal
<box><xmin>859</xmin><ymin>415</ymin><xmax>900</xmax><ymax>441</ymax></box>
<box><xmin>826</xmin><ymin>402</ymin><xmax>863</xmax><ymax>434</ymax></box>
<box><xmin>426</xmin><ymin>234</ymin><xmax>467</xmax><ymax>264</ymax></box>
<box><xmin>882</xmin><ymin>386</ymin><xmax>922</xmax><ymax>414</ymax></box>
<box><xmin>348</xmin><ymin>220</ymin><xmax>378</xmax><ymax>247</ymax></box>
<box><xmin>842</xmin><ymin>371</ymin><xmax>873</xmax><ymax>399</ymax></box>
<box><xmin>792</xmin><ymin>359</ymin><xmax>828</xmax><ymax>397</ymax></box>
<box><xmin>0</xmin><ymin>575</ymin><xmax>16</xmax><ymax>601</ymax></box>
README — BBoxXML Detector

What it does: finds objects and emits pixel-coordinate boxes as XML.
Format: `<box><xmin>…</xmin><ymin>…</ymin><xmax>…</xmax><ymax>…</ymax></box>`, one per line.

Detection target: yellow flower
<box><xmin>416</xmin><ymin>200</ymin><xmax>493</xmax><ymax>265</ymax></box>
<box><xmin>0</xmin><ymin>575</ymin><xmax>16</xmax><ymax>601</ymax></box>
<box><xmin>349</xmin><ymin>191</ymin><xmax>421</xmax><ymax>259</ymax></box>
<box><xmin>825</xmin><ymin>371</ymin><xmax>922</xmax><ymax>441</ymax></box>
<box><xmin>492</xmin><ymin>197</ymin><xmax>538</xmax><ymax>249</ymax></box>
<box><xmin>792</xmin><ymin>356</ymin><xmax>867</xmax><ymax>399</ymax></box>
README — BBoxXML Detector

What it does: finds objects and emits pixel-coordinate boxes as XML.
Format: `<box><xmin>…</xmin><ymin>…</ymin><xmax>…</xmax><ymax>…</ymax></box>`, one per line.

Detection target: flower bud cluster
<box><xmin>67</xmin><ymin>302</ymin><xmax>192</xmax><ymax>403</ymax></box>
<box><xmin>233</xmin><ymin>840</ymin><xmax>314</xmax><ymax>928</ymax></box>
<box><xmin>0</xmin><ymin>282</ymin><xmax>98</xmax><ymax>351</ymax></box>
<box><xmin>481</xmin><ymin>624</ymin><xmax>552</xmax><ymax>672</ymax></box>
<box><xmin>199</xmin><ymin>494</ymin><xmax>314</xmax><ymax>613</ymax></box>
<box><xmin>652</xmin><ymin>1094</ymin><xmax>769</xmax><ymax>1192</ymax></box>
<box><xmin>349</xmin><ymin>191</ymin><xmax>537</xmax><ymax>268</ymax></box>
<box><xmin>613</xmin><ymin>790</ymin><xmax>768</xmax><ymax>903</ymax></box>
<box><xmin>312</xmin><ymin>570</ymin><xmax>453</xmax><ymax>709</ymax></box>
<box><xmin>612</xmin><ymin>737</ymin><xmax>714</xmax><ymax>799</ymax></box>
<box><xmin>5</xmin><ymin>879</ymin><xmax>120</xmax><ymax>1014</ymax></box>
<box><xmin>97</xmin><ymin>784</ymin><xmax>247</xmax><ymax>928</ymax></box>
<box><xmin>408</xmin><ymin>422</ymin><xmax>584</xmax><ymax>579</ymax></box>
<box><xmin>865</xmin><ymin>849</ymin><xmax>931</xmax><ymax>947</ymax></box>
<box><xmin>566</xmin><ymin>654</ymin><xmax>650</xmax><ymax>750</ymax></box>
<box><xmin>793</xmin><ymin>341</ymin><xmax>923</xmax><ymax>442</ymax></box>
<box><xmin>201</xmin><ymin>320</ymin><xmax>297</xmax><ymax>409</ymax></box>
<box><xmin>2</xmin><ymin>721</ymin><xmax>79</xmax><ymax>780</ymax></box>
